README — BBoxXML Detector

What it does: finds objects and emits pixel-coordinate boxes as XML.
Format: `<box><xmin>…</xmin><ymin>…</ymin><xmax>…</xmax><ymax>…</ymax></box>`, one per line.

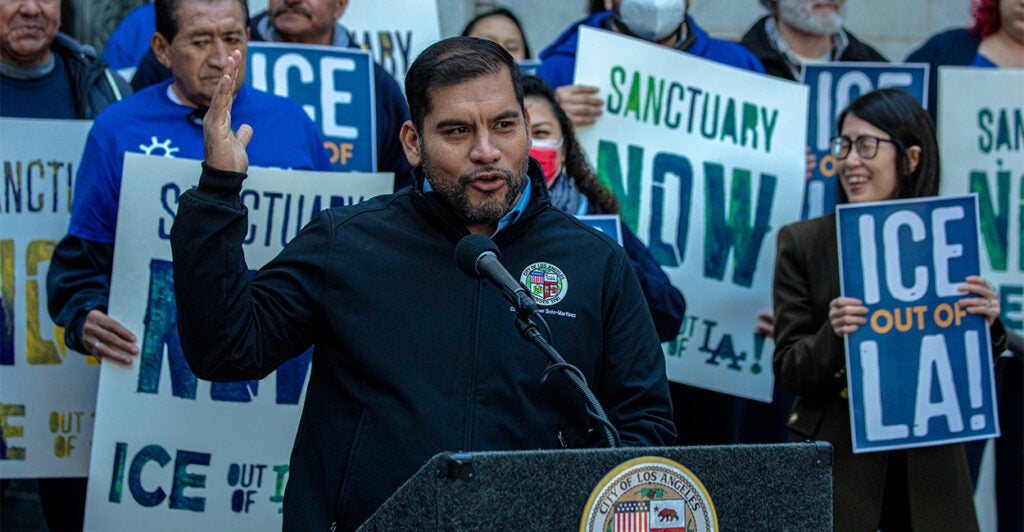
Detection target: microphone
<box><xmin>455</xmin><ymin>234</ymin><xmax>538</xmax><ymax>314</ymax></box>
<box><xmin>454</xmin><ymin>234</ymin><xmax>620</xmax><ymax>447</ymax></box>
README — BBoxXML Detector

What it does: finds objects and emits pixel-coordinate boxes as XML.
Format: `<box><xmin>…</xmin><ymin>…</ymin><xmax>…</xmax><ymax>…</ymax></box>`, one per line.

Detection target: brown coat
<box><xmin>773</xmin><ymin>213</ymin><xmax>1007</xmax><ymax>531</ymax></box>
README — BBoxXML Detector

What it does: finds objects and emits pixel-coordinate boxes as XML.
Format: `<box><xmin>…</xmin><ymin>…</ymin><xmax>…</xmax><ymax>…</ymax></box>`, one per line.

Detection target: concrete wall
<box><xmin>438</xmin><ymin>0</ymin><xmax>975</xmax><ymax>63</ymax></box>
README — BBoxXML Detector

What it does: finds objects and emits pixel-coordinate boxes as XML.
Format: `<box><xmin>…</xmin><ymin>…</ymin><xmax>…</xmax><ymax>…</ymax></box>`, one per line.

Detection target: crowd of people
<box><xmin>2</xmin><ymin>0</ymin><xmax>1022</xmax><ymax>530</ymax></box>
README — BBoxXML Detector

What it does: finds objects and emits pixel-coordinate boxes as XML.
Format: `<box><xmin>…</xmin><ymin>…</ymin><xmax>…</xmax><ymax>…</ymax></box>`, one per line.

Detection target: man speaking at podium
<box><xmin>169</xmin><ymin>36</ymin><xmax>675</xmax><ymax>530</ymax></box>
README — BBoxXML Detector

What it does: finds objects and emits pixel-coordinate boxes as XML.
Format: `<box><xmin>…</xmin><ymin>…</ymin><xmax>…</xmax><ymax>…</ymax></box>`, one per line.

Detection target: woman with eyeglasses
<box><xmin>772</xmin><ymin>88</ymin><xmax>1009</xmax><ymax>531</ymax></box>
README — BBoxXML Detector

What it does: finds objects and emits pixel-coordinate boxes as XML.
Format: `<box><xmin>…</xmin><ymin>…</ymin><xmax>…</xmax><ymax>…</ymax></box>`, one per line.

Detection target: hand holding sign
<box><xmin>555</xmin><ymin>84</ymin><xmax>603</xmax><ymax>127</ymax></box>
<box><xmin>829</xmin><ymin>296</ymin><xmax>868</xmax><ymax>338</ymax></box>
<box><xmin>204</xmin><ymin>50</ymin><xmax>252</xmax><ymax>174</ymax></box>
<box><xmin>82</xmin><ymin>309</ymin><xmax>138</xmax><ymax>365</ymax></box>
<box><xmin>958</xmin><ymin>275</ymin><xmax>1001</xmax><ymax>326</ymax></box>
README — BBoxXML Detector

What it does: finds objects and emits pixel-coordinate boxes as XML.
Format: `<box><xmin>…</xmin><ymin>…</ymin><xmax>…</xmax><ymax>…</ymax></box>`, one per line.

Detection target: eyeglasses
<box><xmin>829</xmin><ymin>134</ymin><xmax>900</xmax><ymax>160</ymax></box>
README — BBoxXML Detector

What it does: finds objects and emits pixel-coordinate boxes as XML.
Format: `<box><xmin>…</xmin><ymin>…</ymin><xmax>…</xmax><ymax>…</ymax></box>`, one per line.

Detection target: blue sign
<box><xmin>579</xmin><ymin>214</ymin><xmax>623</xmax><ymax>245</ymax></box>
<box><xmin>517</xmin><ymin>59</ymin><xmax>542</xmax><ymax>77</ymax></box>
<box><xmin>801</xmin><ymin>63</ymin><xmax>928</xmax><ymax>219</ymax></box>
<box><xmin>246</xmin><ymin>43</ymin><xmax>377</xmax><ymax>172</ymax></box>
<box><xmin>837</xmin><ymin>195</ymin><xmax>1000</xmax><ymax>453</ymax></box>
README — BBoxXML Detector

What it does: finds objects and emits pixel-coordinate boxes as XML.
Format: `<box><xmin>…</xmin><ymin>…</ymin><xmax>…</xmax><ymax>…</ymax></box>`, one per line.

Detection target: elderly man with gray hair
<box><xmin>740</xmin><ymin>0</ymin><xmax>886</xmax><ymax>81</ymax></box>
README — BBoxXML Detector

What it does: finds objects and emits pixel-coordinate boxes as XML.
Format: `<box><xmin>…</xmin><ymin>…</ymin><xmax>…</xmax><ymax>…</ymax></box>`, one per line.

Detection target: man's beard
<box><xmin>779</xmin><ymin>0</ymin><xmax>843</xmax><ymax>36</ymax></box>
<box><xmin>423</xmin><ymin>152</ymin><xmax>529</xmax><ymax>225</ymax></box>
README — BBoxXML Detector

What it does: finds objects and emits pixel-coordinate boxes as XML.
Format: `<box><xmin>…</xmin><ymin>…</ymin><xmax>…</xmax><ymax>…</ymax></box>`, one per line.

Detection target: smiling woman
<box><xmin>772</xmin><ymin>87</ymin><xmax>1009</xmax><ymax>531</ymax></box>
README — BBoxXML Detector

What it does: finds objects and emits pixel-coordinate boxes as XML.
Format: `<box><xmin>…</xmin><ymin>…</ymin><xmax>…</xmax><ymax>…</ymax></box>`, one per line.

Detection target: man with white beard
<box><xmin>740</xmin><ymin>0</ymin><xmax>886</xmax><ymax>80</ymax></box>
<box><xmin>737</xmin><ymin>0</ymin><xmax>887</xmax><ymax>445</ymax></box>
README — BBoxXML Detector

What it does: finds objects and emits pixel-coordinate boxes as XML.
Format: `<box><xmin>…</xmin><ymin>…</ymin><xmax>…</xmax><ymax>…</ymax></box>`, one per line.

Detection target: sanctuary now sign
<box><xmin>574</xmin><ymin>26</ymin><xmax>809</xmax><ymax>402</ymax></box>
<box><xmin>837</xmin><ymin>195</ymin><xmax>999</xmax><ymax>454</ymax></box>
<box><xmin>937</xmin><ymin>67</ymin><xmax>1024</xmax><ymax>345</ymax></box>
<box><xmin>1</xmin><ymin>118</ymin><xmax>96</xmax><ymax>479</ymax></box>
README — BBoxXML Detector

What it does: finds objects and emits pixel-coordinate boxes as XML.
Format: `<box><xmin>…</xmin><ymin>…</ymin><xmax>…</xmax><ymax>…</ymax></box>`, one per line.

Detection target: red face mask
<box><xmin>529</xmin><ymin>138</ymin><xmax>563</xmax><ymax>185</ymax></box>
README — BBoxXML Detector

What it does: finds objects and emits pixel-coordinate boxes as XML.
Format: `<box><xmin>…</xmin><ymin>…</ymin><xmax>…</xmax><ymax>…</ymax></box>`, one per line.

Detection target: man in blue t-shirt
<box><xmin>130</xmin><ymin>0</ymin><xmax>413</xmax><ymax>189</ymax></box>
<box><xmin>537</xmin><ymin>0</ymin><xmax>764</xmax><ymax>128</ymax></box>
<box><xmin>46</xmin><ymin>0</ymin><xmax>331</xmax><ymax>367</ymax></box>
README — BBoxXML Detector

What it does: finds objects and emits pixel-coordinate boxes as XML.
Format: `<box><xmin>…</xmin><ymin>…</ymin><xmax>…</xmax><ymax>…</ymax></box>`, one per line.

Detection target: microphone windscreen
<box><xmin>454</xmin><ymin>234</ymin><xmax>500</xmax><ymax>278</ymax></box>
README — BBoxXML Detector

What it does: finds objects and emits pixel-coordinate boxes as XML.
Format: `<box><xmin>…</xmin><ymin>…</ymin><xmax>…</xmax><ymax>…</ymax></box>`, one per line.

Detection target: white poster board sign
<box><xmin>343</xmin><ymin>0</ymin><xmax>441</xmax><ymax>86</ymax></box>
<box><xmin>575</xmin><ymin>27</ymin><xmax>809</xmax><ymax>402</ymax></box>
<box><xmin>84</xmin><ymin>154</ymin><xmax>392</xmax><ymax>530</ymax></box>
<box><xmin>938</xmin><ymin>67</ymin><xmax>1024</xmax><ymax>340</ymax></box>
<box><xmin>1</xmin><ymin>118</ymin><xmax>95</xmax><ymax>478</ymax></box>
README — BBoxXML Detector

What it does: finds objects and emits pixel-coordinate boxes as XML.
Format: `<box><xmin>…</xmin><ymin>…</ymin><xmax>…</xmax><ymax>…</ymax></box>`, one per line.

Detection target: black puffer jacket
<box><xmin>52</xmin><ymin>32</ymin><xmax>130</xmax><ymax>119</ymax></box>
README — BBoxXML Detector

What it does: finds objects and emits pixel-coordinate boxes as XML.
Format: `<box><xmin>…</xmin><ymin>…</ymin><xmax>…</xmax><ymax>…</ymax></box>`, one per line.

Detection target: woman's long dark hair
<box><xmin>521</xmin><ymin>75</ymin><xmax>620</xmax><ymax>214</ymax></box>
<box><xmin>835</xmin><ymin>88</ymin><xmax>939</xmax><ymax>205</ymax></box>
<box><xmin>461</xmin><ymin>8</ymin><xmax>532</xmax><ymax>59</ymax></box>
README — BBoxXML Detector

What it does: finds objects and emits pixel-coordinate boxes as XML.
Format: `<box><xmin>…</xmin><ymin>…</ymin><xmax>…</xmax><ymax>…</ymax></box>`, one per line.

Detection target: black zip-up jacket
<box><xmin>53</xmin><ymin>32</ymin><xmax>130</xmax><ymax>119</ymax></box>
<box><xmin>740</xmin><ymin>16</ymin><xmax>887</xmax><ymax>81</ymax></box>
<box><xmin>169</xmin><ymin>161</ymin><xmax>677</xmax><ymax>531</ymax></box>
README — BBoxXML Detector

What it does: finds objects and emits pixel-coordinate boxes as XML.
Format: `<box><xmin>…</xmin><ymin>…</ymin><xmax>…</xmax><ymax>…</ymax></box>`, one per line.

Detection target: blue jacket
<box><xmin>905</xmin><ymin>28</ymin><xmax>983</xmax><ymax>122</ymax></box>
<box><xmin>537</xmin><ymin>11</ymin><xmax>764</xmax><ymax>89</ymax></box>
<box><xmin>100</xmin><ymin>2</ymin><xmax>155</xmax><ymax>71</ymax></box>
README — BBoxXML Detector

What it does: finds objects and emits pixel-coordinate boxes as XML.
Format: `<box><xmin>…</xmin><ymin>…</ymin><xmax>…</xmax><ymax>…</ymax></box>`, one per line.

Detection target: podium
<box><xmin>358</xmin><ymin>442</ymin><xmax>833</xmax><ymax>530</ymax></box>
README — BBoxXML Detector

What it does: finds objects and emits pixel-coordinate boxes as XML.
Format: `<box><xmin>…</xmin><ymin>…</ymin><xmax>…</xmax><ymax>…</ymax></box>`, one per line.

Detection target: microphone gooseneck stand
<box><xmin>454</xmin><ymin>234</ymin><xmax>620</xmax><ymax>448</ymax></box>
<box><xmin>512</xmin><ymin>305</ymin><xmax>621</xmax><ymax>448</ymax></box>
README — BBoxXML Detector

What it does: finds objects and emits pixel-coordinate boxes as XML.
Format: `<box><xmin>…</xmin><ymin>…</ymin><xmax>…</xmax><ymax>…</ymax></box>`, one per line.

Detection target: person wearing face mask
<box><xmin>523</xmin><ymin>75</ymin><xmax>685</xmax><ymax>343</ymax></box>
<box><xmin>773</xmin><ymin>88</ymin><xmax>1009</xmax><ymax>531</ymax></box>
<box><xmin>739</xmin><ymin>0</ymin><xmax>886</xmax><ymax>82</ymax></box>
<box><xmin>536</xmin><ymin>0</ymin><xmax>763</xmax><ymax>128</ymax></box>
<box><xmin>538</xmin><ymin>0</ymin><xmax>761</xmax><ymax>447</ymax></box>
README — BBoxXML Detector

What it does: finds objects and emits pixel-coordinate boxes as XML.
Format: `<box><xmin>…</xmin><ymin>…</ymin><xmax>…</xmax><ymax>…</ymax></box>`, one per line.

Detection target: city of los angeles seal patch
<box><xmin>520</xmin><ymin>262</ymin><xmax>567</xmax><ymax>305</ymax></box>
<box><xmin>579</xmin><ymin>457</ymin><xmax>717</xmax><ymax>532</ymax></box>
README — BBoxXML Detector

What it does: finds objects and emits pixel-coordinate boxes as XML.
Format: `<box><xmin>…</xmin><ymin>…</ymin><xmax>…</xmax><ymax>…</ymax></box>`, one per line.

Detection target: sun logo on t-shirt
<box><xmin>139</xmin><ymin>136</ymin><xmax>180</xmax><ymax>157</ymax></box>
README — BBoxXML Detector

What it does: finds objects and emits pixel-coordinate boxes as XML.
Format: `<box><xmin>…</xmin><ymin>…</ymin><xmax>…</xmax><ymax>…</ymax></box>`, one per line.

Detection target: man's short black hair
<box><xmin>404</xmin><ymin>36</ymin><xmax>524</xmax><ymax>133</ymax></box>
<box><xmin>155</xmin><ymin>0</ymin><xmax>250</xmax><ymax>42</ymax></box>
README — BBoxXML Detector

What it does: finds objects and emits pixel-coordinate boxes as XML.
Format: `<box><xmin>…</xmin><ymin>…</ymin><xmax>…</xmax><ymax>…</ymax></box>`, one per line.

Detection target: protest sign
<box><xmin>0</xmin><ymin>118</ymin><xmax>95</xmax><ymax>478</ymax></box>
<box><xmin>342</xmin><ymin>0</ymin><xmax>441</xmax><ymax>87</ymax></box>
<box><xmin>838</xmin><ymin>195</ymin><xmax>999</xmax><ymax>453</ymax></box>
<box><xmin>938</xmin><ymin>67</ymin><xmax>1024</xmax><ymax>341</ymax></box>
<box><xmin>83</xmin><ymin>154</ymin><xmax>392</xmax><ymax>530</ymax></box>
<box><xmin>801</xmin><ymin>63</ymin><xmax>928</xmax><ymax>219</ymax></box>
<box><xmin>246</xmin><ymin>42</ymin><xmax>376</xmax><ymax>172</ymax></box>
<box><xmin>579</xmin><ymin>214</ymin><xmax>623</xmax><ymax>245</ymax></box>
<box><xmin>574</xmin><ymin>27</ymin><xmax>808</xmax><ymax>402</ymax></box>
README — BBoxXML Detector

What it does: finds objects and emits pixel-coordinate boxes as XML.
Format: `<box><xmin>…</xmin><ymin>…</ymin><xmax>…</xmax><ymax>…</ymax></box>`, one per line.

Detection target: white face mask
<box><xmin>616</xmin><ymin>0</ymin><xmax>687</xmax><ymax>42</ymax></box>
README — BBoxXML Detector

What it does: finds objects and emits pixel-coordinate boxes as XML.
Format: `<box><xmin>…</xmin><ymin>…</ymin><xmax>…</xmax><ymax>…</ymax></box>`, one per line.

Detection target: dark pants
<box><xmin>964</xmin><ymin>355</ymin><xmax>1023</xmax><ymax>531</ymax></box>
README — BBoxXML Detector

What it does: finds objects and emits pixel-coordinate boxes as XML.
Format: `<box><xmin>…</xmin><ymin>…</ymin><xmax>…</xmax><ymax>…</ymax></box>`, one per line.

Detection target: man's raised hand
<box><xmin>204</xmin><ymin>49</ymin><xmax>253</xmax><ymax>173</ymax></box>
